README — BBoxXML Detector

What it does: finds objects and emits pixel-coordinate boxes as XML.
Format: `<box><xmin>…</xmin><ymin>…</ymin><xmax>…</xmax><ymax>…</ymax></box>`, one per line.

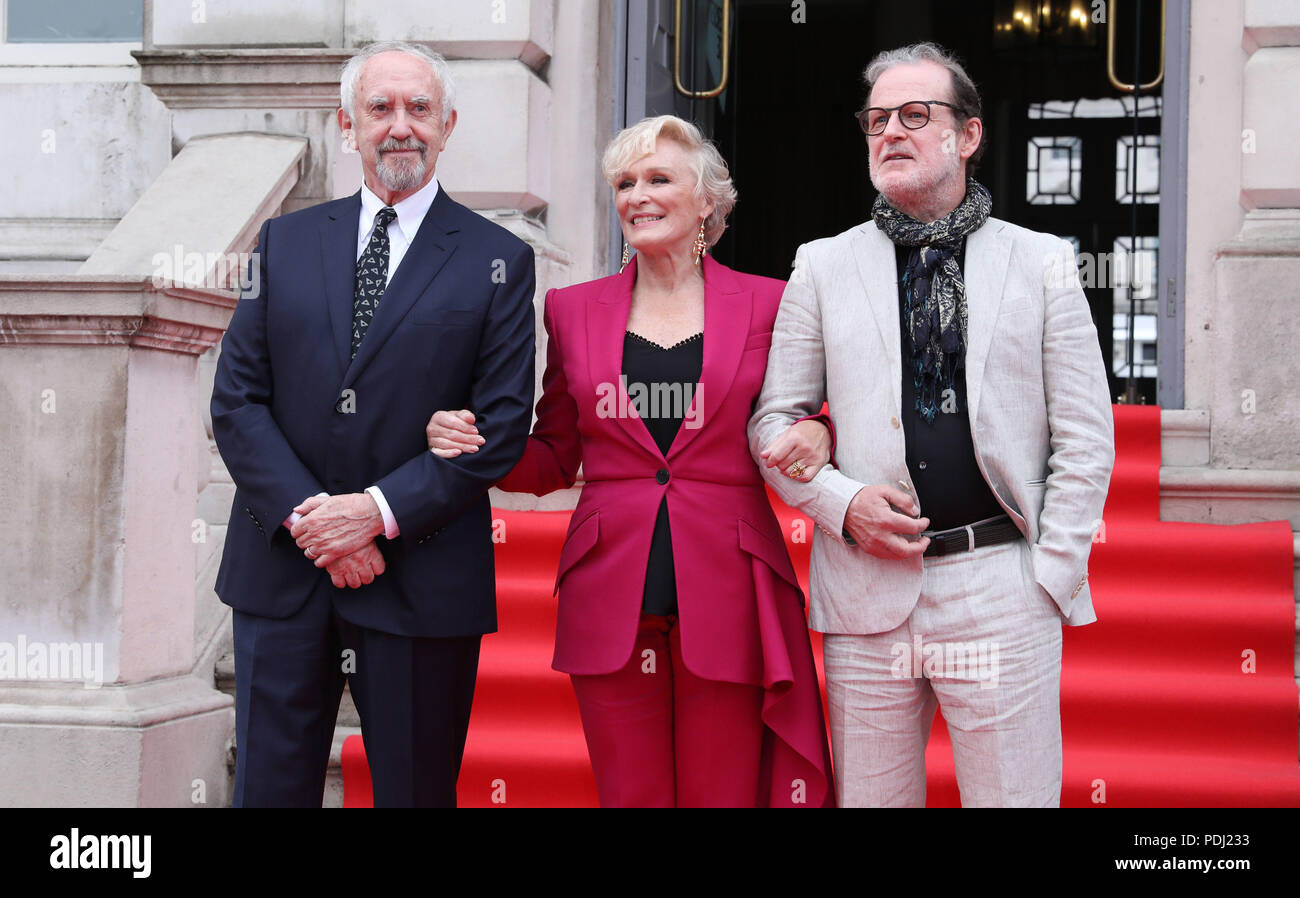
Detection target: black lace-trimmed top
<box><xmin>625</xmin><ymin>331</ymin><xmax>704</xmax><ymax>352</ymax></box>
<box><xmin>622</xmin><ymin>329</ymin><xmax>704</xmax><ymax>616</ymax></box>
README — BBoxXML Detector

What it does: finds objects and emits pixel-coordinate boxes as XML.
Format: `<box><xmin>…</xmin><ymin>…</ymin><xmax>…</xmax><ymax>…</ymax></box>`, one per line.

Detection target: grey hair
<box><xmin>340</xmin><ymin>41</ymin><xmax>456</xmax><ymax>125</ymax></box>
<box><xmin>601</xmin><ymin>115</ymin><xmax>738</xmax><ymax>248</ymax></box>
<box><xmin>862</xmin><ymin>42</ymin><xmax>985</xmax><ymax>171</ymax></box>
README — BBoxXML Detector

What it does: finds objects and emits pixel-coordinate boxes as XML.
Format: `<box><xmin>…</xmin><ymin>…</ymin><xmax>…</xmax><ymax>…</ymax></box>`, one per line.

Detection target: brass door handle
<box><xmin>673</xmin><ymin>0</ymin><xmax>731</xmax><ymax>99</ymax></box>
<box><xmin>1107</xmin><ymin>0</ymin><xmax>1166</xmax><ymax>92</ymax></box>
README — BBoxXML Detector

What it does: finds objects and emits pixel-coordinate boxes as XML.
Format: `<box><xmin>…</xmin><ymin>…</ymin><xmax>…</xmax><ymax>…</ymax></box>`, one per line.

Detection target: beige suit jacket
<box><xmin>748</xmin><ymin>216</ymin><xmax>1114</xmax><ymax>632</ymax></box>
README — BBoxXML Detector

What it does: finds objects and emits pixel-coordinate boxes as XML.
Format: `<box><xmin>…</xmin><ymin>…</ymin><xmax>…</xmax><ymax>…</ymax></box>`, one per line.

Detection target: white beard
<box><xmin>376</xmin><ymin>151</ymin><xmax>427</xmax><ymax>193</ymax></box>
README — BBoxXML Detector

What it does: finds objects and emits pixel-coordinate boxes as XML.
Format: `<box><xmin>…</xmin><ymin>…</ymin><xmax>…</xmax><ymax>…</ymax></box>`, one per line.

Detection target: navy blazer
<box><xmin>211</xmin><ymin>187</ymin><xmax>536</xmax><ymax>638</ymax></box>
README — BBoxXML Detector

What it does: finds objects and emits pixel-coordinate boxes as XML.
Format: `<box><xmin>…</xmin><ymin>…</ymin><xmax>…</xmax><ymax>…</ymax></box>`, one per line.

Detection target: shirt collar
<box><xmin>359</xmin><ymin>175</ymin><xmax>441</xmax><ymax>235</ymax></box>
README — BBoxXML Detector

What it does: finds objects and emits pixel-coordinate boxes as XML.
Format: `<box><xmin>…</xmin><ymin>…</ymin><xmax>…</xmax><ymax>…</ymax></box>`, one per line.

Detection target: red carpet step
<box><xmin>343</xmin><ymin>405</ymin><xmax>1300</xmax><ymax>807</ymax></box>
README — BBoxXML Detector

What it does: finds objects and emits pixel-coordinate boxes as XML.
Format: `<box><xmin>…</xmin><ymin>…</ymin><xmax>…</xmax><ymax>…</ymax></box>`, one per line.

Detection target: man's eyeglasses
<box><xmin>855</xmin><ymin>100</ymin><xmax>961</xmax><ymax>136</ymax></box>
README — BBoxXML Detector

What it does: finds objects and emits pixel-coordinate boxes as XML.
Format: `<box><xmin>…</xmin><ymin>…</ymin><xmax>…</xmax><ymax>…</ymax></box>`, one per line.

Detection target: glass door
<box><xmin>616</xmin><ymin>0</ymin><xmax>1181</xmax><ymax>405</ymax></box>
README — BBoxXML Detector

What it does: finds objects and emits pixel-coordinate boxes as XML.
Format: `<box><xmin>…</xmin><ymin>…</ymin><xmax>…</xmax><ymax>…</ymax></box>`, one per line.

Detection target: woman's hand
<box><xmin>759</xmin><ymin>418</ymin><xmax>832</xmax><ymax>482</ymax></box>
<box><xmin>426</xmin><ymin>409</ymin><xmax>484</xmax><ymax>458</ymax></box>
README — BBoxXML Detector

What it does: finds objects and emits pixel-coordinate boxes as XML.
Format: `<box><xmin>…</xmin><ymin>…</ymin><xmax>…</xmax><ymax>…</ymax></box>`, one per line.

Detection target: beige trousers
<box><xmin>823</xmin><ymin>538</ymin><xmax>1064</xmax><ymax>807</ymax></box>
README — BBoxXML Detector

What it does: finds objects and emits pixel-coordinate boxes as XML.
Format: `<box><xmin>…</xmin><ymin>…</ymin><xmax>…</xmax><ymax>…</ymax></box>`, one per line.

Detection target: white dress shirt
<box><xmin>283</xmin><ymin>175</ymin><xmax>443</xmax><ymax>540</ymax></box>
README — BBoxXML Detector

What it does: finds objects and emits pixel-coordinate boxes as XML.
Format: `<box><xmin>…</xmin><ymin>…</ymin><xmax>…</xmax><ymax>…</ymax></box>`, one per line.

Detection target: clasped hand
<box><xmin>844</xmin><ymin>485</ymin><xmax>931</xmax><ymax>559</ymax></box>
<box><xmin>426</xmin><ymin>412</ymin><xmax>833</xmax><ymax>483</ymax></box>
<box><xmin>426</xmin><ymin>409</ymin><xmax>483</xmax><ymax>457</ymax></box>
<box><xmin>759</xmin><ymin>418</ymin><xmax>832</xmax><ymax>482</ymax></box>
<box><xmin>423</xmin><ymin>411</ymin><xmax>927</xmax><ymax>559</ymax></box>
<box><xmin>290</xmin><ymin>493</ymin><xmax>386</xmax><ymax>589</ymax></box>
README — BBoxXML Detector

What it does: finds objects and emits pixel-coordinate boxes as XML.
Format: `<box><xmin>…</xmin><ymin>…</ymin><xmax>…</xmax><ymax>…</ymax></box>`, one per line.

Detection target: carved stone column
<box><xmin>0</xmin><ymin>276</ymin><xmax>236</xmax><ymax>807</ymax></box>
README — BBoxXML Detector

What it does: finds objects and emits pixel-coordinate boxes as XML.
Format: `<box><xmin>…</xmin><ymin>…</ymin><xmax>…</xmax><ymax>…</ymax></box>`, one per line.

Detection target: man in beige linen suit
<box><xmin>749</xmin><ymin>43</ymin><xmax>1114</xmax><ymax>807</ymax></box>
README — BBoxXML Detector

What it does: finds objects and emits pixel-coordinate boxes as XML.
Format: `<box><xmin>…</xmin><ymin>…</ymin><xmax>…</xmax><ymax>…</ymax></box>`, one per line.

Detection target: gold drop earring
<box><xmin>619</xmin><ymin>242</ymin><xmax>631</xmax><ymax>273</ymax></box>
<box><xmin>693</xmin><ymin>220</ymin><xmax>707</xmax><ymax>266</ymax></box>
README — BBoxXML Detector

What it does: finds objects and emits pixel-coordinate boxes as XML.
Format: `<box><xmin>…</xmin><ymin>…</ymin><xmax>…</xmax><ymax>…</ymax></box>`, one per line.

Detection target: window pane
<box><xmin>1112</xmin><ymin>236</ymin><xmax>1158</xmax><ymax>314</ymax></box>
<box><xmin>1112</xmin><ymin>235</ymin><xmax>1159</xmax><ymax>378</ymax></box>
<box><xmin>1026</xmin><ymin>136</ymin><xmax>1082</xmax><ymax>205</ymax></box>
<box><xmin>1028</xmin><ymin>96</ymin><xmax>1161</xmax><ymax>119</ymax></box>
<box><xmin>1116</xmin><ymin>135</ymin><xmax>1161</xmax><ymax>204</ymax></box>
<box><xmin>7</xmin><ymin>0</ymin><xmax>142</xmax><ymax>42</ymax></box>
<box><xmin>1113</xmin><ymin>313</ymin><xmax>1158</xmax><ymax>378</ymax></box>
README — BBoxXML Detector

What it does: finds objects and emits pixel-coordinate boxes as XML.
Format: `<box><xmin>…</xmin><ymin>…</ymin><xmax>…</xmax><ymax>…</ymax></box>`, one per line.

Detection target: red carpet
<box><xmin>343</xmin><ymin>405</ymin><xmax>1300</xmax><ymax>807</ymax></box>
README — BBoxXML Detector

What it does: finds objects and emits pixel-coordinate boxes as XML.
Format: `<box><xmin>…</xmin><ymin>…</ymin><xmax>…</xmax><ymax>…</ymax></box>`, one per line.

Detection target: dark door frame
<box><xmin>610</xmin><ymin>0</ymin><xmax>1191</xmax><ymax>408</ymax></box>
<box><xmin>1157</xmin><ymin>0</ymin><xmax>1189</xmax><ymax>409</ymax></box>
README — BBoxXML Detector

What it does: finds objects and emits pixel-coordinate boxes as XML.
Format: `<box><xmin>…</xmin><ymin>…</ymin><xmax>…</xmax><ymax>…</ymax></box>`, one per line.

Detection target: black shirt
<box><xmin>895</xmin><ymin>241</ymin><xmax>1005</xmax><ymax>532</ymax></box>
<box><xmin>622</xmin><ymin>330</ymin><xmax>704</xmax><ymax>616</ymax></box>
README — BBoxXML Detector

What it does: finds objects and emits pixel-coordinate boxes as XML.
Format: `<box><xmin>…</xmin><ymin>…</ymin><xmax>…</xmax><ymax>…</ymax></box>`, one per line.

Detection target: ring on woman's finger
<box><xmin>787</xmin><ymin>459</ymin><xmax>807</xmax><ymax>478</ymax></box>
<box><xmin>305</xmin><ymin>548</ymin><xmax>317</xmax><ymax>559</ymax></box>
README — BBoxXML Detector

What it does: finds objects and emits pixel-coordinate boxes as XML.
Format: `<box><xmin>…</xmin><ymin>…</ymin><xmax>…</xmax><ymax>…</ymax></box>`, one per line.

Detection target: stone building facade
<box><xmin>0</xmin><ymin>0</ymin><xmax>1295</xmax><ymax>805</ymax></box>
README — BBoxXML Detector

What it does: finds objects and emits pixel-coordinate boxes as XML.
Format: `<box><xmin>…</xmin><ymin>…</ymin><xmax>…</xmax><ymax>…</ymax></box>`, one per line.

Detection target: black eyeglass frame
<box><xmin>855</xmin><ymin>100</ymin><xmax>964</xmax><ymax>136</ymax></box>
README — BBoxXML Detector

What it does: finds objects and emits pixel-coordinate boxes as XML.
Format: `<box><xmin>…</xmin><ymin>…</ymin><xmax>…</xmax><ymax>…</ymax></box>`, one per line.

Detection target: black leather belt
<box><xmin>921</xmin><ymin>514</ymin><xmax>1021</xmax><ymax>558</ymax></box>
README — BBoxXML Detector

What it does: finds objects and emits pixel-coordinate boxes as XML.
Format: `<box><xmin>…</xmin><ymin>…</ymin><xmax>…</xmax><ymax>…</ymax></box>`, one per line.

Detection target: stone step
<box><xmin>325</xmin><ymin>726</ymin><xmax>355</xmax><ymax>809</ymax></box>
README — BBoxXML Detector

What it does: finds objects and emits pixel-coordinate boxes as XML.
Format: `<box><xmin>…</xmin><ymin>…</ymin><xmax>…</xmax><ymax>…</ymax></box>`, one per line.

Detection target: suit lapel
<box><xmin>345</xmin><ymin>187</ymin><xmax>461</xmax><ymax>384</ymax></box>
<box><xmin>666</xmin><ymin>255</ymin><xmax>749</xmax><ymax>460</ymax></box>
<box><xmin>963</xmin><ymin>219</ymin><xmax>1012</xmax><ymax>427</ymax></box>
<box><xmin>320</xmin><ymin>192</ymin><xmax>362</xmax><ymax>378</ymax></box>
<box><xmin>587</xmin><ymin>256</ymin><xmax>663</xmax><ymax>459</ymax></box>
<box><xmin>851</xmin><ymin>223</ymin><xmax>904</xmax><ymax>415</ymax></box>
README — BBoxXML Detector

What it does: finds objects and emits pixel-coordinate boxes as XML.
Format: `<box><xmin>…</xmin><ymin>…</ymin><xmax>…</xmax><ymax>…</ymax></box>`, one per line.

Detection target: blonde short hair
<box><xmin>601</xmin><ymin>115</ymin><xmax>738</xmax><ymax>248</ymax></box>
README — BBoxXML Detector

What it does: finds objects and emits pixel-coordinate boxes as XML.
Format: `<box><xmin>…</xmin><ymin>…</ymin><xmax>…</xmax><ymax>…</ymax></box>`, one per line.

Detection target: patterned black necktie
<box><xmin>352</xmin><ymin>205</ymin><xmax>398</xmax><ymax>358</ymax></box>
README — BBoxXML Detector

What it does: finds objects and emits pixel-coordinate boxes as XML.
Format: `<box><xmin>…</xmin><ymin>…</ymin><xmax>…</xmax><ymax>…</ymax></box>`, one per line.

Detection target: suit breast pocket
<box><xmin>988</xmin><ymin>296</ymin><xmax>1044</xmax><ymax>371</ymax></box>
<box><xmin>414</xmin><ymin>307</ymin><xmax>478</xmax><ymax>328</ymax></box>
<box><xmin>998</xmin><ymin>294</ymin><xmax>1035</xmax><ymax>317</ymax></box>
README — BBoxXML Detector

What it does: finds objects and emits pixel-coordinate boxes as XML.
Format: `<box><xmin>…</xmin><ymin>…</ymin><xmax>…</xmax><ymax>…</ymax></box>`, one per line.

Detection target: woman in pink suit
<box><xmin>426</xmin><ymin>115</ymin><xmax>833</xmax><ymax>807</ymax></box>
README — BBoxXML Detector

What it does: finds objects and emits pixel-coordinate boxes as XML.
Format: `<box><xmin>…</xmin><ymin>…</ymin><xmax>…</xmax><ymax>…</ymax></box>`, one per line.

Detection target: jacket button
<box><xmin>891</xmin><ymin>416</ymin><xmax>900</xmax><ymax>429</ymax></box>
<box><xmin>655</xmin><ymin>469</ymin><xmax>669</xmax><ymax>485</ymax></box>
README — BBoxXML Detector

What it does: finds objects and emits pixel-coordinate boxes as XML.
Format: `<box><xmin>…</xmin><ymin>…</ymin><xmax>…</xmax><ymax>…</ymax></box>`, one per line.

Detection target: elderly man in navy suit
<box><xmin>211</xmin><ymin>41</ymin><xmax>536</xmax><ymax>807</ymax></box>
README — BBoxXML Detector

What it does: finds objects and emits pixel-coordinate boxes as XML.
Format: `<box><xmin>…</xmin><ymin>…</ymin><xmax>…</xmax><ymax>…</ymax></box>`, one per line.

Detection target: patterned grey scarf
<box><xmin>872</xmin><ymin>179</ymin><xmax>992</xmax><ymax>422</ymax></box>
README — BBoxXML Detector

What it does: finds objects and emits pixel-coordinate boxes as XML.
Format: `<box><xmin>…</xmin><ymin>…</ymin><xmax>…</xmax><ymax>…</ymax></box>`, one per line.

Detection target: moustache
<box><xmin>377</xmin><ymin>138</ymin><xmax>427</xmax><ymax>155</ymax></box>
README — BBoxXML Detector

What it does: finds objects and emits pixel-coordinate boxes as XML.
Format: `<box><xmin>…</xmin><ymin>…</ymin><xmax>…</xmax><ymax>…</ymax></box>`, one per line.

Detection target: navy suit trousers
<box><xmin>231</xmin><ymin>580</ymin><xmax>481</xmax><ymax>808</ymax></box>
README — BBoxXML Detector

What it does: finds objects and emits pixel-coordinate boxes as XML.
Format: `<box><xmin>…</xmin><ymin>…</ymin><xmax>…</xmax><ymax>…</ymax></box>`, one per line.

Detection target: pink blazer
<box><xmin>500</xmin><ymin>255</ymin><xmax>805</xmax><ymax>678</ymax></box>
<box><xmin>500</xmin><ymin>255</ymin><xmax>833</xmax><ymax>805</ymax></box>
